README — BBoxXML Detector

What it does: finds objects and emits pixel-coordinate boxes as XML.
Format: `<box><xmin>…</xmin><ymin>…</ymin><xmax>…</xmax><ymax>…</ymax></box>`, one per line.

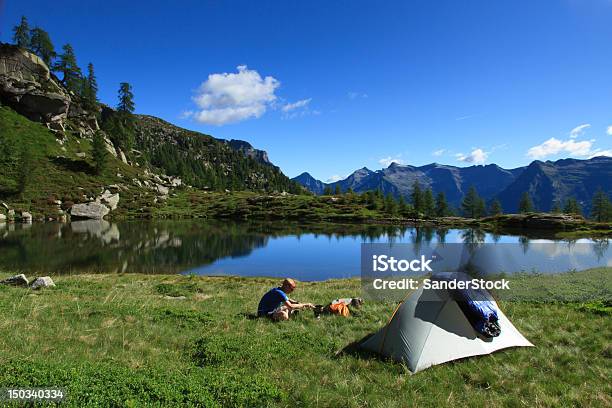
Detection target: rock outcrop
<box><xmin>70</xmin><ymin>202</ymin><xmax>110</xmax><ymax>220</ymax></box>
<box><xmin>97</xmin><ymin>189</ymin><xmax>120</xmax><ymax>211</ymax></box>
<box><xmin>0</xmin><ymin>43</ymin><xmax>99</xmax><ymax>137</ymax></box>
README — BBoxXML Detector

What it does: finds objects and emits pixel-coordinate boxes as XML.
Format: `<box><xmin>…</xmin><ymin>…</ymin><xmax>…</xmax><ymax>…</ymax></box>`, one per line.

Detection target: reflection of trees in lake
<box><xmin>3</xmin><ymin>221</ymin><xmax>608</xmax><ymax>275</ymax></box>
<box><xmin>436</xmin><ymin>229</ymin><xmax>448</xmax><ymax>244</ymax></box>
<box><xmin>0</xmin><ymin>221</ymin><xmax>454</xmax><ymax>274</ymax></box>
<box><xmin>519</xmin><ymin>236</ymin><xmax>529</xmax><ymax>253</ymax></box>
<box><xmin>0</xmin><ymin>221</ymin><xmax>270</xmax><ymax>274</ymax></box>
<box><xmin>460</xmin><ymin>229</ymin><xmax>485</xmax><ymax>246</ymax></box>
<box><xmin>593</xmin><ymin>239</ymin><xmax>609</xmax><ymax>261</ymax></box>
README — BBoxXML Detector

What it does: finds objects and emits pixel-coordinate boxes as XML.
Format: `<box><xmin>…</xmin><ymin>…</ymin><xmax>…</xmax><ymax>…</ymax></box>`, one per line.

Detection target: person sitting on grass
<box><xmin>257</xmin><ymin>278</ymin><xmax>314</xmax><ymax>321</ymax></box>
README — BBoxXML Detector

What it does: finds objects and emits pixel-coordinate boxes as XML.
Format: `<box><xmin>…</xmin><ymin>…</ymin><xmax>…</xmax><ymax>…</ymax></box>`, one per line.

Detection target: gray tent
<box><xmin>359</xmin><ymin>287</ymin><xmax>533</xmax><ymax>373</ymax></box>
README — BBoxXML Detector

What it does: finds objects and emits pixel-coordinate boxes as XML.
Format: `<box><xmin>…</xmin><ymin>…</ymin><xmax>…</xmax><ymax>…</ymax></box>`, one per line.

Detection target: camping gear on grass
<box><xmin>358</xmin><ymin>286</ymin><xmax>533</xmax><ymax>373</ymax></box>
<box><xmin>314</xmin><ymin>297</ymin><xmax>364</xmax><ymax>318</ymax></box>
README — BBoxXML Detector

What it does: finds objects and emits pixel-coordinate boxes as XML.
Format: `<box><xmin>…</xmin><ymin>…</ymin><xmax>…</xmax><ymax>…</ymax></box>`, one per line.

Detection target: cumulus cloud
<box><xmin>455</xmin><ymin>148</ymin><xmax>488</xmax><ymax>165</ymax></box>
<box><xmin>527</xmin><ymin>137</ymin><xmax>595</xmax><ymax>159</ymax></box>
<box><xmin>379</xmin><ymin>156</ymin><xmax>404</xmax><ymax>167</ymax></box>
<box><xmin>607</xmin><ymin>126</ymin><xmax>612</xmax><ymax>136</ymax></box>
<box><xmin>190</xmin><ymin>65</ymin><xmax>279</xmax><ymax>125</ymax></box>
<box><xmin>281</xmin><ymin>98</ymin><xmax>311</xmax><ymax>112</ymax></box>
<box><xmin>432</xmin><ymin>149</ymin><xmax>446</xmax><ymax>157</ymax></box>
<box><xmin>569</xmin><ymin>123</ymin><xmax>590</xmax><ymax>139</ymax></box>
<box><xmin>326</xmin><ymin>175</ymin><xmax>345</xmax><ymax>183</ymax></box>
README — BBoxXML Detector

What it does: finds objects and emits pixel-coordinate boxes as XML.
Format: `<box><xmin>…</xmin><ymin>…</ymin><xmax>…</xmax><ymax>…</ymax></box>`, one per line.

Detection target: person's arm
<box><xmin>284</xmin><ymin>300</ymin><xmax>314</xmax><ymax>310</ymax></box>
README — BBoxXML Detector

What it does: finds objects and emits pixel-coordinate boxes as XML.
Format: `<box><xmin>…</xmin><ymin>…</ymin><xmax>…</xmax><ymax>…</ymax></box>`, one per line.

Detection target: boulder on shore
<box><xmin>0</xmin><ymin>274</ymin><xmax>29</xmax><ymax>286</ymax></box>
<box><xmin>31</xmin><ymin>276</ymin><xmax>55</xmax><ymax>290</ymax></box>
<box><xmin>70</xmin><ymin>202</ymin><xmax>110</xmax><ymax>220</ymax></box>
<box><xmin>97</xmin><ymin>190</ymin><xmax>120</xmax><ymax>210</ymax></box>
<box><xmin>21</xmin><ymin>211</ymin><xmax>32</xmax><ymax>223</ymax></box>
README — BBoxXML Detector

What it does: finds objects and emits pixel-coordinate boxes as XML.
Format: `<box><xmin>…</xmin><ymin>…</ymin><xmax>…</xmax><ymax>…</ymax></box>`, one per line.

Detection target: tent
<box><xmin>359</xmin><ymin>286</ymin><xmax>533</xmax><ymax>373</ymax></box>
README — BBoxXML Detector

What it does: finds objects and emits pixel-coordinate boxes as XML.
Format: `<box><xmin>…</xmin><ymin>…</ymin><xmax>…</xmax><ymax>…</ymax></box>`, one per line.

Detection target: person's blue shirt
<box><xmin>258</xmin><ymin>287</ymin><xmax>289</xmax><ymax>316</ymax></box>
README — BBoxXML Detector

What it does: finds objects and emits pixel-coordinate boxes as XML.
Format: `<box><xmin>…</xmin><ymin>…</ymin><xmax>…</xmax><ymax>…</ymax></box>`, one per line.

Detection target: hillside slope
<box><xmin>132</xmin><ymin>114</ymin><xmax>300</xmax><ymax>193</ymax></box>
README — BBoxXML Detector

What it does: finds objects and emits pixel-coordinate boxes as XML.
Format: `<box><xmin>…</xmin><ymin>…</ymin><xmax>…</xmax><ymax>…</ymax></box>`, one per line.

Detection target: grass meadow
<box><xmin>0</xmin><ymin>270</ymin><xmax>610</xmax><ymax>407</ymax></box>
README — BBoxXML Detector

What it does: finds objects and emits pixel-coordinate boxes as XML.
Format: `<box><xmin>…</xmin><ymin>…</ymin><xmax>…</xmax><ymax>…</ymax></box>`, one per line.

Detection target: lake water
<box><xmin>0</xmin><ymin>220</ymin><xmax>609</xmax><ymax>281</ymax></box>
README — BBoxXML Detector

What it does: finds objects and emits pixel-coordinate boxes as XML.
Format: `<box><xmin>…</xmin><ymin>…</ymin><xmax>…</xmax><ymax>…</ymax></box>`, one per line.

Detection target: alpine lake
<box><xmin>1</xmin><ymin>219</ymin><xmax>609</xmax><ymax>280</ymax></box>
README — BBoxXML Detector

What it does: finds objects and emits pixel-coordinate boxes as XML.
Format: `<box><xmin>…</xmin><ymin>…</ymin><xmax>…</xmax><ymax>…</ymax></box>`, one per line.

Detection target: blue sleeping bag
<box><xmin>454</xmin><ymin>286</ymin><xmax>501</xmax><ymax>337</ymax></box>
<box><xmin>432</xmin><ymin>273</ymin><xmax>501</xmax><ymax>337</ymax></box>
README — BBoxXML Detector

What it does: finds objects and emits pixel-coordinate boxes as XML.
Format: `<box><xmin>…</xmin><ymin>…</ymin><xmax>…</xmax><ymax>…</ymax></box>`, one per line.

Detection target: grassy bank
<box><xmin>151</xmin><ymin>190</ymin><xmax>611</xmax><ymax>238</ymax></box>
<box><xmin>0</xmin><ymin>270</ymin><xmax>610</xmax><ymax>407</ymax></box>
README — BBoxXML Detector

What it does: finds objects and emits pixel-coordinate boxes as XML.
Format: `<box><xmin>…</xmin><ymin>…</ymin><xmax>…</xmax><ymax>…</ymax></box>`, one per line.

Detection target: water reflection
<box><xmin>0</xmin><ymin>220</ymin><xmax>609</xmax><ymax>280</ymax></box>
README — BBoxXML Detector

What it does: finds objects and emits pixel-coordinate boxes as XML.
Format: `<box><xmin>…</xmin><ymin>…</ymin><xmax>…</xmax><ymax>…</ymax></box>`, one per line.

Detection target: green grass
<box><xmin>0</xmin><ymin>270</ymin><xmax>610</xmax><ymax>407</ymax></box>
<box><xmin>0</xmin><ymin>106</ymin><xmax>166</xmax><ymax>220</ymax></box>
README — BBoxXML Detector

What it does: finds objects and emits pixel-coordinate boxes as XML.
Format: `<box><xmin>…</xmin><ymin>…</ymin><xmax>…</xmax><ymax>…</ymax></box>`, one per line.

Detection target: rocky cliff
<box><xmin>0</xmin><ymin>43</ymin><xmax>99</xmax><ymax>138</ymax></box>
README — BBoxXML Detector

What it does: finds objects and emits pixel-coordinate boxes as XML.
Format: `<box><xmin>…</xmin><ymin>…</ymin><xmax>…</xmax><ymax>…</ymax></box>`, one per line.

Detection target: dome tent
<box><xmin>359</xmin><ymin>285</ymin><xmax>533</xmax><ymax>373</ymax></box>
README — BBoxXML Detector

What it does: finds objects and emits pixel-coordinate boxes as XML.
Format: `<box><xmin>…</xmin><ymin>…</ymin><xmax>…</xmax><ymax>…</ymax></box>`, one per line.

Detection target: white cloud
<box><xmin>607</xmin><ymin>126</ymin><xmax>612</xmax><ymax>136</ymax></box>
<box><xmin>432</xmin><ymin>149</ymin><xmax>446</xmax><ymax>157</ymax></box>
<box><xmin>179</xmin><ymin>110</ymin><xmax>194</xmax><ymax>119</ymax></box>
<box><xmin>569</xmin><ymin>123</ymin><xmax>590</xmax><ymax>139</ymax></box>
<box><xmin>326</xmin><ymin>175</ymin><xmax>345</xmax><ymax>183</ymax></box>
<box><xmin>526</xmin><ymin>137</ymin><xmax>595</xmax><ymax>159</ymax></box>
<box><xmin>455</xmin><ymin>148</ymin><xmax>488</xmax><ymax>165</ymax></box>
<box><xmin>379</xmin><ymin>156</ymin><xmax>404</xmax><ymax>167</ymax></box>
<box><xmin>281</xmin><ymin>98</ymin><xmax>318</xmax><ymax>119</ymax></box>
<box><xmin>588</xmin><ymin>149</ymin><xmax>612</xmax><ymax>158</ymax></box>
<box><xmin>348</xmin><ymin>91</ymin><xmax>368</xmax><ymax>99</ymax></box>
<box><xmin>190</xmin><ymin>65</ymin><xmax>279</xmax><ymax>125</ymax></box>
<box><xmin>281</xmin><ymin>98</ymin><xmax>311</xmax><ymax>112</ymax></box>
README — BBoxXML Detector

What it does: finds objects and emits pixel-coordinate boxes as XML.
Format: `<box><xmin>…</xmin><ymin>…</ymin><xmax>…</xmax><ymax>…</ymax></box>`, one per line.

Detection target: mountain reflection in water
<box><xmin>0</xmin><ymin>220</ymin><xmax>609</xmax><ymax>280</ymax></box>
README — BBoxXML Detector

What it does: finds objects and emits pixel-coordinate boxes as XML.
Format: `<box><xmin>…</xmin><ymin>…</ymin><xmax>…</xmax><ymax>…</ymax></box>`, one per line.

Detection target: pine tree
<box><xmin>410</xmin><ymin>181</ymin><xmax>423</xmax><ymax>214</ymax></box>
<box><xmin>563</xmin><ymin>197</ymin><xmax>582</xmax><ymax>216</ymax></box>
<box><xmin>384</xmin><ymin>193</ymin><xmax>397</xmax><ymax>215</ymax></box>
<box><xmin>435</xmin><ymin>191</ymin><xmax>448</xmax><ymax>217</ymax></box>
<box><xmin>91</xmin><ymin>131</ymin><xmax>108</xmax><ymax>175</ymax></box>
<box><xmin>489</xmin><ymin>199</ymin><xmax>503</xmax><ymax>216</ymax></box>
<box><xmin>323</xmin><ymin>186</ymin><xmax>332</xmax><ymax>195</ymax></box>
<box><xmin>461</xmin><ymin>186</ymin><xmax>484</xmax><ymax>218</ymax></box>
<box><xmin>29</xmin><ymin>27</ymin><xmax>55</xmax><ymax>65</ymax></box>
<box><xmin>334</xmin><ymin>184</ymin><xmax>341</xmax><ymax>195</ymax></box>
<box><xmin>398</xmin><ymin>195</ymin><xmax>408</xmax><ymax>215</ymax></box>
<box><xmin>346</xmin><ymin>187</ymin><xmax>353</xmax><ymax>195</ymax></box>
<box><xmin>54</xmin><ymin>44</ymin><xmax>82</xmax><ymax>93</ymax></box>
<box><xmin>82</xmin><ymin>63</ymin><xmax>98</xmax><ymax>110</ymax></box>
<box><xmin>423</xmin><ymin>188</ymin><xmax>435</xmax><ymax>217</ymax></box>
<box><xmin>118</xmin><ymin>82</ymin><xmax>135</xmax><ymax>113</ymax></box>
<box><xmin>518</xmin><ymin>192</ymin><xmax>534</xmax><ymax>213</ymax></box>
<box><xmin>476</xmin><ymin>197</ymin><xmax>486</xmax><ymax>217</ymax></box>
<box><xmin>590</xmin><ymin>188</ymin><xmax>612</xmax><ymax>222</ymax></box>
<box><xmin>12</xmin><ymin>16</ymin><xmax>31</xmax><ymax>48</ymax></box>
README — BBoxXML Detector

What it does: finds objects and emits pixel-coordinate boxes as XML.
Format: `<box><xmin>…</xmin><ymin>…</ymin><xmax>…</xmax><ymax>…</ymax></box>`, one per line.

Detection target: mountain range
<box><xmin>293</xmin><ymin>157</ymin><xmax>612</xmax><ymax>214</ymax></box>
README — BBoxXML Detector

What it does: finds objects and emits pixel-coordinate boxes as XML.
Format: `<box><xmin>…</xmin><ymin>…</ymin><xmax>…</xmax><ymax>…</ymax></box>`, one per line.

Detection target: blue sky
<box><xmin>2</xmin><ymin>0</ymin><xmax>612</xmax><ymax>181</ymax></box>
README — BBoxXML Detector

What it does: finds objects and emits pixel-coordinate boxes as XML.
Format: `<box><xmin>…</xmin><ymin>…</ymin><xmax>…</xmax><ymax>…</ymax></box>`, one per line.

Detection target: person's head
<box><xmin>281</xmin><ymin>278</ymin><xmax>296</xmax><ymax>293</ymax></box>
